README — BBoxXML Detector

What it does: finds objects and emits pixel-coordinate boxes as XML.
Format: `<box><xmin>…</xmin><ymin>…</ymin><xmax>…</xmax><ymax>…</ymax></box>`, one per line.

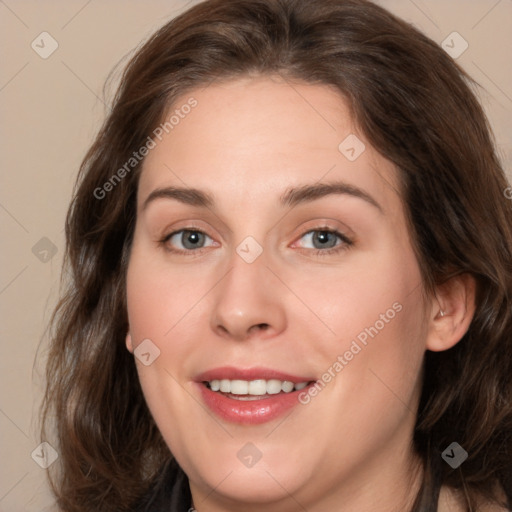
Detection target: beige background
<box><xmin>1</xmin><ymin>1</ymin><xmax>511</xmax><ymax>510</ymax></box>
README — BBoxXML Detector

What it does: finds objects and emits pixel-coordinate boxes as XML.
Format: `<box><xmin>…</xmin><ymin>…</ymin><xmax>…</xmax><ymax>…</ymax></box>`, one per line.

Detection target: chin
<box><xmin>175</xmin><ymin>436</ymin><xmax>316</xmax><ymax>506</ymax></box>
<box><xmin>197</xmin><ymin>465</ymin><xmax>303</xmax><ymax>505</ymax></box>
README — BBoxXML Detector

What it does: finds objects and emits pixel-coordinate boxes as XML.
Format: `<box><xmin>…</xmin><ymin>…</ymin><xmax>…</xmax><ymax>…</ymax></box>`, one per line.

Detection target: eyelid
<box><xmin>159</xmin><ymin>220</ymin><xmax>215</xmax><ymax>240</ymax></box>
<box><xmin>289</xmin><ymin>218</ymin><xmax>354</xmax><ymax>244</ymax></box>
<box><xmin>165</xmin><ymin>229</ymin><xmax>215</xmax><ymax>245</ymax></box>
<box><xmin>298</xmin><ymin>228</ymin><xmax>351</xmax><ymax>244</ymax></box>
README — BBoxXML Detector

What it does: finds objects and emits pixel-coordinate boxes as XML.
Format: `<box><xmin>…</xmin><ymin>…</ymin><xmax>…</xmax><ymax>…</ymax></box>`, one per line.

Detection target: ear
<box><xmin>426</xmin><ymin>273</ymin><xmax>476</xmax><ymax>352</ymax></box>
<box><xmin>126</xmin><ymin>332</ymin><xmax>134</xmax><ymax>353</ymax></box>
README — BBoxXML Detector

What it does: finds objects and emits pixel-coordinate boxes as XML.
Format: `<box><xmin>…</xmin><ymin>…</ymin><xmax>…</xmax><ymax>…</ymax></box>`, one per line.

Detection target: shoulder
<box><xmin>132</xmin><ymin>458</ymin><xmax>192</xmax><ymax>512</ymax></box>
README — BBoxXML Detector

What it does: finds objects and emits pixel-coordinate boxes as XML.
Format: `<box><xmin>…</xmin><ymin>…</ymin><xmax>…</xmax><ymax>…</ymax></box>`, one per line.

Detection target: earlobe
<box><xmin>426</xmin><ymin>274</ymin><xmax>476</xmax><ymax>352</ymax></box>
<box><xmin>125</xmin><ymin>333</ymin><xmax>134</xmax><ymax>353</ymax></box>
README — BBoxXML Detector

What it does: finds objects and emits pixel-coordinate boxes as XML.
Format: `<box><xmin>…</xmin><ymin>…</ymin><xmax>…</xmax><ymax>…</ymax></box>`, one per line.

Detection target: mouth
<box><xmin>195</xmin><ymin>367</ymin><xmax>317</xmax><ymax>424</ymax></box>
<box><xmin>203</xmin><ymin>378</ymin><xmax>311</xmax><ymax>400</ymax></box>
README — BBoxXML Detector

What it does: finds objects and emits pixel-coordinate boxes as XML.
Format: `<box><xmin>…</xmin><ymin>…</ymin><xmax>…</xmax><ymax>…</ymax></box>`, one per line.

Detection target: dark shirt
<box><xmin>134</xmin><ymin>458</ymin><xmax>192</xmax><ymax>512</ymax></box>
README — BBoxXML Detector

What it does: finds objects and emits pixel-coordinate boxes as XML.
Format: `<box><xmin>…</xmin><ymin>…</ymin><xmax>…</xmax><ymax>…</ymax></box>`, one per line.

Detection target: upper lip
<box><xmin>195</xmin><ymin>366</ymin><xmax>316</xmax><ymax>384</ymax></box>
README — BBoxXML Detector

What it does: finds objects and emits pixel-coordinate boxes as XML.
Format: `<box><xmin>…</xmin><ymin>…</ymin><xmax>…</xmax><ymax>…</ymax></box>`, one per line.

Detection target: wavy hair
<box><xmin>40</xmin><ymin>0</ymin><xmax>512</xmax><ymax>510</ymax></box>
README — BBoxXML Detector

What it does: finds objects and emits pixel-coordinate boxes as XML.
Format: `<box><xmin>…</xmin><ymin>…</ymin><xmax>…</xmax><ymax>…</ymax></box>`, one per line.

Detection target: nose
<box><xmin>210</xmin><ymin>250</ymin><xmax>287</xmax><ymax>342</ymax></box>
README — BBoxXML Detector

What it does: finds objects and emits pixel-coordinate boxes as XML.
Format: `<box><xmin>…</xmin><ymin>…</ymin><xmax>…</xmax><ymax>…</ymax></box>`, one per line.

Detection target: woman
<box><xmin>40</xmin><ymin>0</ymin><xmax>512</xmax><ymax>510</ymax></box>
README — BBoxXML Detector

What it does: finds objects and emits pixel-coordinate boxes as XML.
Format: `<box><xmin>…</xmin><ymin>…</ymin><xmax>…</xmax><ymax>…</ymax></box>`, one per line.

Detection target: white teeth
<box><xmin>207</xmin><ymin>378</ymin><xmax>310</xmax><ymax>395</ymax></box>
<box><xmin>230</xmin><ymin>380</ymin><xmax>248</xmax><ymax>395</ymax></box>
<box><xmin>248</xmin><ymin>379</ymin><xmax>267</xmax><ymax>395</ymax></box>
<box><xmin>281</xmin><ymin>381</ymin><xmax>295</xmax><ymax>393</ymax></box>
<box><xmin>220</xmin><ymin>379</ymin><xmax>231</xmax><ymax>393</ymax></box>
<box><xmin>266</xmin><ymin>379</ymin><xmax>283</xmax><ymax>394</ymax></box>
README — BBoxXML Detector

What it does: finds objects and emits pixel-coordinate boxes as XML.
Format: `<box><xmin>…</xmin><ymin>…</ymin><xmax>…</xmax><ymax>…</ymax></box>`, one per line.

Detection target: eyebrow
<box><xmin>142</xmin><ymin>180</ymin><xmax>382</xmax><ymax>213</ymax></box>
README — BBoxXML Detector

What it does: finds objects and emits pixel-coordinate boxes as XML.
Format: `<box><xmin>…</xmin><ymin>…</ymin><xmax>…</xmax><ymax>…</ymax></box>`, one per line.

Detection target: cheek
<box><xmin>125</xmin><ymin>247</ymin><xmax>210</xmax><ymax>342</ymax></box>
<box><xmin>295</xmin><ymin>247</ymin><xmax>423</xmax><ymax>346</ymax></box>
<box><xmin>125</xmin><ymin>255</ymin><xmax>199</xmax><ymax>444</ymax></box>
<box><xmin>293</xmin><ymin>245</ymin><xmax>427</xmax><ymax>407</ymax></box>
<box><xmin>294</xmin><ymin>275</ymin><xmax>426</xmax><ymax>461</ymax></box>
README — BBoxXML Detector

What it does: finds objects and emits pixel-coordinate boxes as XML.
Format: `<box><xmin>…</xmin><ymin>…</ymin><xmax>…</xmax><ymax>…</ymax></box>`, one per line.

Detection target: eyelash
<box><xmin>159</xmin><ymin>227</ymin><xmax>353</xmax><ymax>257</ymax></box>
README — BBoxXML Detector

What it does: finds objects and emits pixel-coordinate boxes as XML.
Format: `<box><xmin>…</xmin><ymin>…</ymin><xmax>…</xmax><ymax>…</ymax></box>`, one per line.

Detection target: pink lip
<box><xmin>195</xmin><ymin>366</ymin><xmax>315</xmax><ymax>383</ymax></box>
<box><xmin>195</xmin><ymin>366</ymin><xmax>316</xmax><ymax>425</ymax></box>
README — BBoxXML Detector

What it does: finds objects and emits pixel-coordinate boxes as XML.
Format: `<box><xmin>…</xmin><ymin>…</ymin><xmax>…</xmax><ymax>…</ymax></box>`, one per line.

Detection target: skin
<box><xmin>125</xmin><ymin>76</ymin><xmax>476</xmax><ymax>512</ymax></box>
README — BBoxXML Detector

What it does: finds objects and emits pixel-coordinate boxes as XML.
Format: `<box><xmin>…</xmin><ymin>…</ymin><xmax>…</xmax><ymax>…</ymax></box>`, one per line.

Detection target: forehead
<box><xmin>137</xmin><ymin>76</ymin><xmax>400</xmax><ymax>212</ymax></box>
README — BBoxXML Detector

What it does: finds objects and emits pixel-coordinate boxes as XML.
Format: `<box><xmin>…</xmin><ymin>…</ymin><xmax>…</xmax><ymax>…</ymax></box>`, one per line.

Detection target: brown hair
<box><xmin>40</xmin><ymin>0</ymin><xmax>512</xmax><ymax>510</ymax></box>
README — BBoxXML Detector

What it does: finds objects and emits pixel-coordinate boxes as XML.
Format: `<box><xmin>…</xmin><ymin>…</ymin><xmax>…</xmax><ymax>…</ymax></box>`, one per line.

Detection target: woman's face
<box><xmin>126</xmin><ymin>76</ymin><xmax>431</xmax><ymax>510</ymax></box>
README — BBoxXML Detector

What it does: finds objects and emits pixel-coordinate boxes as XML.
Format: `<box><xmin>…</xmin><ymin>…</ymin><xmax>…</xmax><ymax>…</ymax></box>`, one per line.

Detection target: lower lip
<box><xmin>197</xmin><ymin>383</ymin><xmax>310</xmax><ymax>425</ymax></box>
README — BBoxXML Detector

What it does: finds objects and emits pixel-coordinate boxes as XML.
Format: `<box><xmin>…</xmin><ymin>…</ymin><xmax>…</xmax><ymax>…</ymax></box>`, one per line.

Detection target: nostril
<box><xmin>248</xmin><ymin>323</ymin><xmax>270</xmax><ymax>335</ymax></box>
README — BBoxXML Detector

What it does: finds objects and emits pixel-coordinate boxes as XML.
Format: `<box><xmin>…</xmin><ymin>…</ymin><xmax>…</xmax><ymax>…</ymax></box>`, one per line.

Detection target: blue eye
<box><xmin>297</xmin><ymin>229</ymin><xmax>353</xmax><ymax>254</ymax></box>
<box><xmin>164</xmin><ymin>229</ymin><xmax>214</xmax><ymax>251</ymax></box>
